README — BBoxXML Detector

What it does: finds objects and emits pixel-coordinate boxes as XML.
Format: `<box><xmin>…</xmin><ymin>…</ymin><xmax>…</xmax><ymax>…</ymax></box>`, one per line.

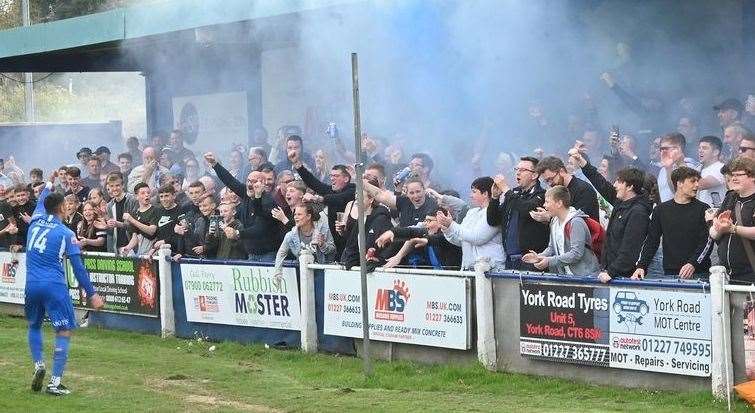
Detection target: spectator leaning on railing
<box><xmin>569</xmin><ymin>149</ymin><xmax>651</xmax><ymax>283</ymax></box>
<box><xmin>273</xmin><ymin>202</ymin><xmax>335</xmax><ymax>276</ymax></box>
<box><xmin>11</xmin><ymin>183</ymin><xmax>35</xmax><ymax>250</ymax></box>
<box><xmin>148</xmin><ymin>183</ymin><xmax>184</xmax><ymax>258</ymax></box>
<box><xmin>487</xmin><ymin>156</ymin><xmax>549</xmax><ymax>271</ymax></box>
<box><xmin>710</xmin><ymin>156</ymin><xmax>755</xmax><ymax>283</ymax></box>
<box><xmin>205</xmin><ymin>202</ymin><xmax>247</xmax><ymax>260</ymax></box>
<box><xmin>522</xmin><ymin>185</ymin><xmax>600</xmax><ymax>275</ymax></box>
<box><xmin>120</xmin><ymin>182</ymin><xmax>158</xmax><ymax>257</ymax></box>
<box><xmin>438</xmin><ymin>177</ymin><xmax>504</xmax><ymax>271</ymax></box>
<box><xmin>104</xmin><ymin>172</ymin><xmax>138</xmax><ymax>253</ymax></box>
<box><xmin>362</xmin><ymin>177</ymin><xmax>438</xmax><ymax>228</ymax></box>
<box><xmin>337</xmin><ymin>176</ymin><xmax>393</xmax><ymax>269</ymax></box>
<box><xmin>633</xmin><ymin>166</ymin><xmax>712</xmax><ymax>280</ymax></box>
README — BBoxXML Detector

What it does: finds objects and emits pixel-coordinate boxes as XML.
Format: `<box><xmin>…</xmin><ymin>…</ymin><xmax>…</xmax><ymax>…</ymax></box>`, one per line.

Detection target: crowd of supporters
<box><xmin>4</xmin><ymin>93</ymin><xmax>755</xmax><ymax>283</ymax></box>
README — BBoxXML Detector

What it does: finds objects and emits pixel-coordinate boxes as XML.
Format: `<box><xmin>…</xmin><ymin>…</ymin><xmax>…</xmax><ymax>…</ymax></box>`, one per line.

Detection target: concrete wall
<box><xmin>492</xmin><ymin>278</ymin><xmax>709</xmax><ymax>392</ymax></box>
<box><xmin>354</xmin><ymin>340</ymin><xmax>477</xmax><ymax>365</ymax></box>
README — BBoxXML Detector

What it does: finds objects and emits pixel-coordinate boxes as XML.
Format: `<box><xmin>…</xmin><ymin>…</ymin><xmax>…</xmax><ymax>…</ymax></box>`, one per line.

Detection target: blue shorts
<box><xmin>24</xmin><ymin>283</ymin><xmax>77</xmax><ymax>331</ymax></box>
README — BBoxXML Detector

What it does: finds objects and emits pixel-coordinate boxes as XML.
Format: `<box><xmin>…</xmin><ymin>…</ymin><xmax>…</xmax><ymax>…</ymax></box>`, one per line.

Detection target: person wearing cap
<box><xmin>714</xmin><ymin>98</ymin><xmax>744</xmax><ymax>129</ymax></box>
<box><xmin>95</xmin><ymin>146</ymin><xmax>119</xmax><ymax>175</ymax></box>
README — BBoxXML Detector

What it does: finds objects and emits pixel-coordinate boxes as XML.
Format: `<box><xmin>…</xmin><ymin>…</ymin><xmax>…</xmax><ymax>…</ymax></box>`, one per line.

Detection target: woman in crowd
<box><xmin>271</xmin><ymin>180</ymin><xmax>307</xmax><ymax>232</ymax></box>
<box><xmin>76</xmin><ymin>201</ymin><xmax>107</xmax><ymax>252</ymax></box>
<box><xmin>438</xmin><ymin>177</ymin><xmax>504</xmax><ymax>271</ymax></box>
<box><xmin>273</xmin><ymin>203</ymin><xmax>335</xmax><ymax>276</ymax></box>
<box><xmin>314</xmin><ymin>149</ymin><xmax>331</xmax><ymax>185</ymax></box>
<box><xmin>338</xmin><ymin>176</ymin><xmax>393</xmax><ymax>268</ymax></box>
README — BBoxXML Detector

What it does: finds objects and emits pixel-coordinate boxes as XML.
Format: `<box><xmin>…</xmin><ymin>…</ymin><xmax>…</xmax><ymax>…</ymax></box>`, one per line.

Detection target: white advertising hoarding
<box><xmin>0</xmin><ymin>252</ymin><xmax>26</xmax><ymax>304</ymax></box>
<box><xmin>181</xmin><ymin>264</ymin><xmax>301</xmax><ymax>331</ymax></box>
<box><xmin>323</xmin><ymin>269</ymin><xmax>471</xmax><ymax>350</ymax></box>
<box><xmin>607</xmin><ymin>288</ymin><xmax>711</xmax><ymax>376</ymax></box>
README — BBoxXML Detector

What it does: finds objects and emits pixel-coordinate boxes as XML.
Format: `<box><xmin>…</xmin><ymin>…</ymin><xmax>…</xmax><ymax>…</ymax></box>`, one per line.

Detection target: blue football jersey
<box><xmin>24</xmin><ymin>186</ymin><xmax>81</xmax><ymax>287</ymax></box>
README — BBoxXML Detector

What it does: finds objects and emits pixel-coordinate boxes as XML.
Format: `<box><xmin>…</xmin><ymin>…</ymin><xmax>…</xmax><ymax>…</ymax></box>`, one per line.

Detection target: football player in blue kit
<box><xmin>24</xmin><ymin>171</ymin><xmax>104</xmax><ymax>395</ymax></box>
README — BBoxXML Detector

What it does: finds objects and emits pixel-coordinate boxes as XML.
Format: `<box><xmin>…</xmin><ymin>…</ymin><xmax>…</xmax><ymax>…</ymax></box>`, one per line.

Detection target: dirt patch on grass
<box><xmin>149</xmin><ymin>377</ymin><xmax>280</xmax><ymax>412</ymax></box>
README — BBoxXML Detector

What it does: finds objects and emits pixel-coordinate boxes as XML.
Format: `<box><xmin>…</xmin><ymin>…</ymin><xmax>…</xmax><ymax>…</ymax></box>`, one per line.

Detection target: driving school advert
<box><xmin>519</xmin><ymin>282</ymin><xmax>710</xmax><ymax>377</ymax></box>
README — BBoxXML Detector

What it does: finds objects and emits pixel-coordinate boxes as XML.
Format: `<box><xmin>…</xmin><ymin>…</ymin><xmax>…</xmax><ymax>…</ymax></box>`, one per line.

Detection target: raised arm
<box><xmin>442</xmin><ymin>216</ymin><xmax>500</xmax><ymax>247</ymax></box>
<box><xmin>362</xmin><ymin>180</ymin><xmax>397</xmax><ymax>209</ymax></box>
<box><xmin>205</xmin><ymin>152</ymin><xmax>248</xmax><ymax>199</ymax></box>
<box><xmin>296</xmin><ymin>164</ymin><xmax>333</xmax><ymax>196</ymax></box>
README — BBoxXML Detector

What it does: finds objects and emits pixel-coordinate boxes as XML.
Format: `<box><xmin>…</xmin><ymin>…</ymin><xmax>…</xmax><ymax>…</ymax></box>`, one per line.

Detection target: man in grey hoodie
<box><xmin>523</xmin><ymin>185</ymin><xmax>600</xmax><ymax>275</ymax></box>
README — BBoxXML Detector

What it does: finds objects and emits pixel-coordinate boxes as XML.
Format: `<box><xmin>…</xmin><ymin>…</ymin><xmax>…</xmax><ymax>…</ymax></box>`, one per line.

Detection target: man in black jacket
<box><xmin>289</xmin><ymin>150</ymin><xmax>355</xmax><ymax>257</ymax></box>
<box><xmin>487</xmin><ymin>156</ymin><xmax>549</xmax><ymax>270</ymax></box>
<box><xmin>204</xmin><ymin>152</ymin><xmax>282</xmax><ymax>261</ymax></box>
<box><xmin>569</xmin><ymin>150</ymin><xmax>651</xmax><ymax>282</ymax></box>
<box><xmin>633</xmin><ymin>166</ymin><xmax>712</xmax><ymax>279</ymax></box>
<box><xmin>535</xmin><ymin>156</ymin><xmax>599</xmax><ymax>221</ymax></box>
<box><xmin>710</xmin><ymin>156</ymin><xmax>755</xmax><ymax>282</ymax></box>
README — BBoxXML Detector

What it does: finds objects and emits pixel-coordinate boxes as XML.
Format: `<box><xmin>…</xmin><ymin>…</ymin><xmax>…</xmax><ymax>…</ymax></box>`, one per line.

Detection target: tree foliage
<box><xmin>0</xmin><ymin>0</ymin><xmax>134</xmax><ymax>29</ymax></box>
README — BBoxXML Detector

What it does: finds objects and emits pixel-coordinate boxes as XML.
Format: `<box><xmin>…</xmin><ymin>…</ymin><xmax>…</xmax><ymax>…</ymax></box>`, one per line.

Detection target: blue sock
<box><xmin>28</xmin><ymin>327</ymin><xmax>43</xmax><ymax>365</ymax></box>
<box><xmin>52</xmin><ymin>335</ymin><xmax>71</xmax><ymax>378</ymax></box>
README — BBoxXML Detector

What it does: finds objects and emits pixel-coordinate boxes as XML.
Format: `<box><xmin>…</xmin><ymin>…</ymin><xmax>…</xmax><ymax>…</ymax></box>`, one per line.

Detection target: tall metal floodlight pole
<box><xmin>351</xmin><ymin>52</ymin><xmax>372</xmax><ymax>376</ymax></box>
<box><xmin>21</xmin><ymin>0</ymin><xmax>35</xmax><ymax>122</ymax></box>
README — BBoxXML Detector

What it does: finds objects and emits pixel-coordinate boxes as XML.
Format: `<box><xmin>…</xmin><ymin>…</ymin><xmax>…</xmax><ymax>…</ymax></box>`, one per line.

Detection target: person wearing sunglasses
<box><xmin>737</xmin><ymin>134</ymin><xmax>755</xmax><ymax>161</ymax></box>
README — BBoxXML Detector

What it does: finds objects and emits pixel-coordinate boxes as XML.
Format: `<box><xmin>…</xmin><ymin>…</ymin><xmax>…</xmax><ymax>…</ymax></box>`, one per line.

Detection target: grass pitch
<box><xmin>0</xmin><ymin>314</ymin><xmax>747</xmax><ymax>412</ymax></box>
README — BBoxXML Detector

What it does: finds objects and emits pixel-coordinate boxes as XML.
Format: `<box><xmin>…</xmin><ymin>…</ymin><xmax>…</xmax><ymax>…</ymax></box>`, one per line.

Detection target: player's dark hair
<box><xmin>44</xmin><ymin>192</ymin><xmax>65</xmax><ymax>215</ymax></box>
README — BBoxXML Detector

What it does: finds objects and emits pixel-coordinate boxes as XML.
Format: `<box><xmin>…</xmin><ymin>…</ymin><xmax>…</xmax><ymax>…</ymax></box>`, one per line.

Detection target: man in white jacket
<box><xmin>438</xmin><ymin>177</ymin><xmax>504</xmax><ymax>271</ymax></box>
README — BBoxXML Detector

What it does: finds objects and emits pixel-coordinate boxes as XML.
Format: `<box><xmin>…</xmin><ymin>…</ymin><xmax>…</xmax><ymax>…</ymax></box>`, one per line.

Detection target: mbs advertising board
<box><xmin>519</xmin><ymin>282</ymin><xmax>710</xmax><ymax>377</ymax></box>
<box><xmin>323</xmin><ymin>269</ymin><xmax>471</xmax><ymax>349</ymax></box>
